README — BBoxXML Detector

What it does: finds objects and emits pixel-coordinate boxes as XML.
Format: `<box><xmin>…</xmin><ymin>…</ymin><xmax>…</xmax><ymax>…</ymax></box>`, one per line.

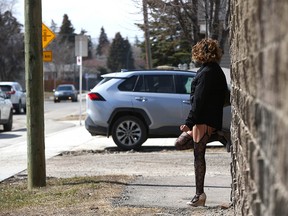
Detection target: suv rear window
<box><xmin>118</xmin><ymin>76</ymin><xmax>137</xmax><ymax>91</ymax></box>
<box><xmin>117</xmin><ymin>73</ymin><xmax>195</xmax><ymax>94</ymax></box>
<box><xmin>96</xmin><ymin>77</ymin><xmax>114</xmax><ymax>86</ymax></box>
<box><xmin>119</xmin><ymin>75</ymin><xmax>176</xmax><ymax>93</ymax></box>
<box><xmin>0</xmin><ymin>85</ymin><xmax>12</xmax><ymax>92</ymax></box>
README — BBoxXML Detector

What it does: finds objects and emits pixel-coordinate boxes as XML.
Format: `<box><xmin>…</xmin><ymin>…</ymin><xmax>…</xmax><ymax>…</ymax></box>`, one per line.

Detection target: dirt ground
<box><xmin>1</xmin><ymin>147</ymin><xmax>234</xmax><ymax>215</ymax></box>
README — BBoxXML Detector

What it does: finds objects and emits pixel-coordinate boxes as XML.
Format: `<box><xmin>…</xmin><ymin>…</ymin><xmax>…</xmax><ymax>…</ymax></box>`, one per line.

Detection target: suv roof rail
<box><xmin>118</xmin><ymin>69</ymin><xmax>195</xmax><ymax>73</ymax></box>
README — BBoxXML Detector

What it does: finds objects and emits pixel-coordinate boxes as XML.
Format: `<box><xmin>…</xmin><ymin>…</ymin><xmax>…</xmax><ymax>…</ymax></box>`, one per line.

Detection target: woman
<box><xmin>179</xmin><ymin>38</ymin><xmax>228</xmax><ymax>207</ymax></box>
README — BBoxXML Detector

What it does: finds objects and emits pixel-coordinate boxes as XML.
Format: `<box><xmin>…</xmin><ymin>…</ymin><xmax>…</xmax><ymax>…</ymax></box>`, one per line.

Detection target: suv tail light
<box><xmin>7</xmin><ymin>90</ymin><xmax>16</xmax><ymax>95</ymax></box>
<box><xmin>87</xmin><ymin>92</ymin><xmax>105</xmax><ymax>101</ymax></box>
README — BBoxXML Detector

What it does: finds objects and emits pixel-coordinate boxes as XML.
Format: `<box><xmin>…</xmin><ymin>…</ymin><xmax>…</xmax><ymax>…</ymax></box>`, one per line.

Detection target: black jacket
<box><xmin>185</xmin><ymin>62</ymin><xmax>228</xmax><ymax>130</ymax></box>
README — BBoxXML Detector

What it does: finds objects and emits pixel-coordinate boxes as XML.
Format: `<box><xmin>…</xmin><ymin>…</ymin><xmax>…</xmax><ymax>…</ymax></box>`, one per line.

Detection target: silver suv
<box><xmin>85</xmin><ymin>70</ymin><xmax>231</xmax><ymax>150</ymax></box>
<box><xmin>0</xmin><ymin>82</ymin><xmax>26</xmax><ymax>114</ymax></box>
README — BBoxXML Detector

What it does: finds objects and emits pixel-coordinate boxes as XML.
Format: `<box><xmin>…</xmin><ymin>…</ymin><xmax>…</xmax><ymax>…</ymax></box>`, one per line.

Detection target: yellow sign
<box><xmin>43</xmin><ymin>50</ymin><xmax>52</xmax><ymax>62</ymax></box>
<box><xmin>42</xmin><ymin>23</ymin><xmax>56</xmax><ymax>49</ymax></box>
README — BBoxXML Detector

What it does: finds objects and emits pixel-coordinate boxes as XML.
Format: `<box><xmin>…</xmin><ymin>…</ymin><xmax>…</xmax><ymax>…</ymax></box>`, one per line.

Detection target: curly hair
<box><xmin>192</xmin><ymin>38</ymin><xmax>223</xmax><ymax>64</ymax></box>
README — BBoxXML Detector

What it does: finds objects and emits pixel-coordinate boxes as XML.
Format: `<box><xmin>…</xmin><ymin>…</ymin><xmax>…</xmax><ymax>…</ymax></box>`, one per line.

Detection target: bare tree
<box><xmin>0</xmin><ymin>0</ymin><xmax>17</xmax><ymax>13</ymax></box>
<box><xmin>133</xmin><ymin>0</ymin><xmax>229</xmax><ymax>48</ymax></box>
<box><xmin>147</xmin><ymin>0</ymin><xmax>229</xmax><ymax>46</ymax></box>
<box><xmin>46</xmin><ymin>37</ymin><xmax>76</xmax><ymax>86</ymax></box>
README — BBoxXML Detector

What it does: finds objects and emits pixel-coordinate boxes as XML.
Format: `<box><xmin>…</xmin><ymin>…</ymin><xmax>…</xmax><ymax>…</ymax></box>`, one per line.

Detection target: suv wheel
<box><xmin>16</xmin><ymin>100</ymin><xmax>22</xmax><ymax>114</ymax></box>
<box><xmin>3</xmin><ymin>110</ymin><xmax>13</xmax><ymax>131</ymax></box>
<box><xmin>112</xmin><ymin>116</ymin><xmax>147</xmax><ymax>150</ymax></box>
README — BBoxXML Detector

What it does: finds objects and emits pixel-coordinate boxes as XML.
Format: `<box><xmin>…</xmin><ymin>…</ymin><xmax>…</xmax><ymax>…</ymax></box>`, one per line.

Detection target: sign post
<box><xmin>75</xmin><ymin>35</ymin><xmax>88</xmax><ymax>125</ymax></box>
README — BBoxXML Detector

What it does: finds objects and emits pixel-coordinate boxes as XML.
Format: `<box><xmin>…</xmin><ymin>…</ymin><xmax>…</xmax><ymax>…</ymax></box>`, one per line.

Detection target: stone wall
<box><xmin>230</xmin><ymin>1</ymin><xmax>288</xmax><ymax>215</ymax></box>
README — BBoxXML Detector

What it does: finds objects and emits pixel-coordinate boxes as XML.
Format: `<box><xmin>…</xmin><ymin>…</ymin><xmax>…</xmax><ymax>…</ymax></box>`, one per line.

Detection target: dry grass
<box><xmin>0</xmin><ymin>175</ymin><xmax>164</xmax><ymax>216</ymax></box>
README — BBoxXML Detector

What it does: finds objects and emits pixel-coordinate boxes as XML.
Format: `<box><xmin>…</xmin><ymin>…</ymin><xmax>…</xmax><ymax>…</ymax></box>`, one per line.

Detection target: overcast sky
<box><xmin>14</xmin><ymin>0</ymin><xmax>144</xmax><ymax>42</ymax></box>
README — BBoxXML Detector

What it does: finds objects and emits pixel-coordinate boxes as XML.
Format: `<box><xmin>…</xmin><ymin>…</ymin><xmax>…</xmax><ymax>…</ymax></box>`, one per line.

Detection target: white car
<box><xmin>0</xmin><ymin>88</ymin><xmax>13</xmax><ymax>131</ymax></box>
<box><xmin>0</xmin><ymin>82</ymin><xmax>26</xmax><ymax>114</ymax></box>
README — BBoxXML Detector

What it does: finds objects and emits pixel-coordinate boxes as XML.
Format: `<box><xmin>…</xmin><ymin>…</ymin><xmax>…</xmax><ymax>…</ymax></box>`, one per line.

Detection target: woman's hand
<box><xmin>180</xmin><ymin>125</ymin><xmax>190</xmax><ymax>132</ymax></box>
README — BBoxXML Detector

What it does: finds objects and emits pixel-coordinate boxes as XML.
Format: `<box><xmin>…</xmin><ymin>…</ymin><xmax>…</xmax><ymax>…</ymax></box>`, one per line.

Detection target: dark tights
<box><xmin>193</xmin><ymin>133</ymin><xmax>209</xmax><ymax>195</ymax></box>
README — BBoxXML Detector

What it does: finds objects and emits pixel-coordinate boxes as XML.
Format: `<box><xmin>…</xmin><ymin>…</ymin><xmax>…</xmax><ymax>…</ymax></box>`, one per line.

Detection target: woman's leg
<box><xmin>193</xmin><ymin>131</ymin><xmax>209</xmax><ymax>195</ymax></box>
<box><xmin>188</xmin><ymin>124</ymin><xmax>214</xmax><ymax>206</ymax></box>
<box><xmin>175</xmin><ymin>125</ymin><xmax>194</xmax><ymax>150</ymax></box>
<box><xmin>174</xmin><ymin>132</ymin><xmax>194</xmax><ymax>150</ymax></box>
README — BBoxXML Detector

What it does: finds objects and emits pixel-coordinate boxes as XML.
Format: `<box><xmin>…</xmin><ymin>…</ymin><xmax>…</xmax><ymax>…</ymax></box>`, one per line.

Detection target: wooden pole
<box><xmin>143</xmin><ymin>0</ymin><xmax>152</xmax><ymax>69</ymax></box>
<box><xmin>24</xmin><ymin>0</ymin><xmax>46</xmax><ymax>189</ymax></box>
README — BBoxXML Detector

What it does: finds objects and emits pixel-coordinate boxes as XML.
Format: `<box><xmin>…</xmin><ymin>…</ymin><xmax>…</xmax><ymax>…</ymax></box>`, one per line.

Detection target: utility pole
<box><xmin>143</xmin><ymin>0</ymin><xmax>152</xmax><ymax>69</ymax></box>
<box><xmin>24</xmin><ymin>0</ymin><xmax>46</xmax><ymax>189</ymax></box>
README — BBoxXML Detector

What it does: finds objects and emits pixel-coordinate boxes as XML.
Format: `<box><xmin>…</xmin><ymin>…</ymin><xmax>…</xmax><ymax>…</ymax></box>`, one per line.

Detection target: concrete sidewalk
<box><xmin>0</xmin><ymin>122</ymin><xmax>92</xmax><ymax>181</ymax></box>
<box><xmin>45</xmin><ymin>138</ymin><xmax>232</xmax><ymax>209</ymax></box>
<box><xmin>5</xmin><ymin>121</ymin><xmax>232</xmax><ymax>210</ymax></box>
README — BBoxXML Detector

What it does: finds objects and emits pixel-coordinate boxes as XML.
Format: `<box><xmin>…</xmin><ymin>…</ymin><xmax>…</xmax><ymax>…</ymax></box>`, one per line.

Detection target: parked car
<box><xmin>53</xmin><ymin>84</ymin><xmax>78</xmax><ymax>103</ymax></box>
<box><xmin>0</xmin><ymin>82</ymin><xmax>26</xmax><ymax>114</ymax></box>
<box><xmin>0</xmin><ymin>88</ymin><xmax>13</xmax><ymax>131</ymax></box>
<box><xmin>85</xmin><ymin>69</ymin><xmax>231</xmax><ymax>150</ymax></box>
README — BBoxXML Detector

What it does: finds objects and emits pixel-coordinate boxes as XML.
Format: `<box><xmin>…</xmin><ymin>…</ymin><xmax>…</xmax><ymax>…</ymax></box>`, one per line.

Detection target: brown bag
<box><xmin>174</xmin><ymin>132</ymin><xmax>194</xmax><ymax>150</ymax></box>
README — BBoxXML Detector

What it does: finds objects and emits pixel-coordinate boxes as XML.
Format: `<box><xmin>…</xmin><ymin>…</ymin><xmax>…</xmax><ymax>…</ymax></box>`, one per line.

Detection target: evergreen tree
<box><xmin>123</xmin><ymin>39</ymin><xmax>135</xmax><ymax>70</ymax></box>
<box><xmin>134</xmin><ymin>36</ymin><xmax>141</xmax><ymax>46</ymax></box>
<box><xmin>0</xmin><ymin>10</ymin><xmax>24</xmax><ymax>81</ymax></box>
<box><xmin>50</xmin><ymin>19</ymin><xmax>58</xmax><ymax>33</ymax></box>
<box><xmin>136</xmin><ymin>1</ymin><xmax>192</xmax><ymax>67</ymax></box>
<box><xmin>138</xmin><ymin>5</ymin><xmax>191</xmax><ymax>67</ymax></box>
<box><xmin>59</xmin><ymin>14</ymin><xmax>75</xmax><ymax>44</ymax></box>
<box><xmin>47</xmin><ymin>14</ymin><xmax>76</xmax><ymax>81</ymax></box>
<box><xmin>107</xmin><ymin>32</ymin><xmax>135</xmax><ymax>72</ymax></box>
<box><xmin>96</xmin><ymin>27</ymin><xmax>110</xmax><ymax>57</ymax></box>
<box><xmin>57</xmin><ymin>14</ymin><xmax>76</xmax><ymax>64</ymax></box>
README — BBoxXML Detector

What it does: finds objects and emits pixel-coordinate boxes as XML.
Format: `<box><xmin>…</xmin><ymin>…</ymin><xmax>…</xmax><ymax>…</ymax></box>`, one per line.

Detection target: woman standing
<box><xmin>179</xmin><ymin>38</ymin><xmax>228</xmax><ymax>207</ymax></box>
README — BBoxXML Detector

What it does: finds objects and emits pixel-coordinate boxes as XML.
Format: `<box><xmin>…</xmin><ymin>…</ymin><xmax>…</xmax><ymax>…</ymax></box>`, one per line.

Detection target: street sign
<box><xmin>43</xmin><ymin>51</ymin><xmax>52</xmax><ymax>62</ymax></box>
<box><xmin>76</xmin><ymin>56</ymin><xmax>82</xmax><ymax>65</ymax></box>
<box><xmin>75</xmin><ymin>35</ymin><xmax>88</xmax><ymax>57</ymax></box>
<box><xmin>42</xmin><ymin>23</ymin><xmax>56</xmax><ymax>49</ymax></box>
